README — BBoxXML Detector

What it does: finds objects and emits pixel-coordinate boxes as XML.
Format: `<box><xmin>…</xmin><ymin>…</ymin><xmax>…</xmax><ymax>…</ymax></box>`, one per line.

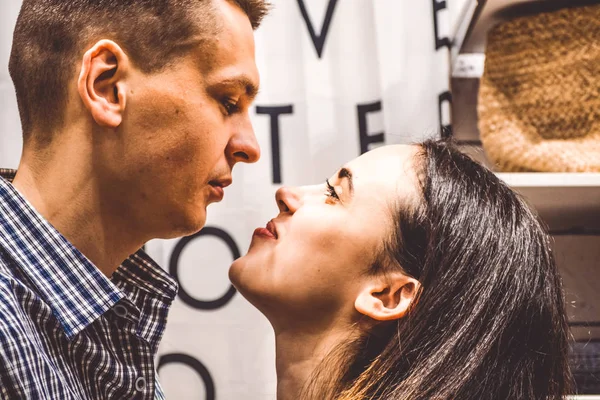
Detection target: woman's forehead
<box><xmin>348</xmin><ymin>145</ymin><xmax>419</xmax><ymax>183</ymax></box>
<box><xmin>344</xmin><ymin>144</ymin><xmax>421</xmax><ymax>204</ymax></box>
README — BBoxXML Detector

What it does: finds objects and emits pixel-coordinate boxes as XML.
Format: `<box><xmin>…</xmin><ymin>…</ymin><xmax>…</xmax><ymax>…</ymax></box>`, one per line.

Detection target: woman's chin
<box><xmin>228</xmin><ymin>259</ymin><xmax>245</xmax><ymax>289</ymax></box>
<box><xmin>228</xmin><ymin>258</ymin><xmax>259</xmax><ymax>298</ymax></box>
<box><xmin>229</xmin><ymin>262</ymin><xmax>272</xmax><ymax>313</ymax></box>
<box><xmin>229</xmin><ymin>249</ymin><xmax>268</xmax><ymax>288</ymax></box>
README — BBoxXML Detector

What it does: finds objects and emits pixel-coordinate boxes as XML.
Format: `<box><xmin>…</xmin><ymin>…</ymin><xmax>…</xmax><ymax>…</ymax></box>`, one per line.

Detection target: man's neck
<box><xmin>273</xmin><ymin>323</ymin><xmax>358</xmax><ymax>400</ymax></box>
<box><xmin>12</xmin><ymin>144</ymin><xmax>144</xmax><ymax>278</ymax></box>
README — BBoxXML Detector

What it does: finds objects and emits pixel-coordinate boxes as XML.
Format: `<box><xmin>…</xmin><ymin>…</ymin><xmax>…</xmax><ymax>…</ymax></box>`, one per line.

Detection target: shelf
<box><xmin>451</xmin><ymin>80</ymin><xmax>600</xmax><ymax>233</ymax></box>
<box><xmin>449</xmin><ymin>1</ymin><xmax>583</xmax><ymax>139</ymax></box>
<box><xmin>449</xmin><ymin>0</ymin><xmax>600</xmax><ymax>156</ymax></box>
<box><xmin>494</xmin><ymin>173</ymin><xmax>600</xmax><ymax>234</ymax></box>
<box><xmin>496</xmin><ymin>173</ymin><xmax>600</xmax><ymax>188</ymax></box>
<box><xmin>450</xmin><ymin>0</ymin><xmax>596</xmax><ymax>77</ymax></box>
<box><xmin>450</xmin><ymin>4</ymin><xmax>600</xmax><ymax>395</ymax></box>
<box><xmin>459</xmin><ymin>0</ymin><xmax>542</xmax><ymax>54</ymax></box>
<box><xmin>450</xmin><ymin>76</ymin><xmax>480</xmax><ymax>142</ymax></box>
<box><xmin>450</xmin><ymin>0</ymin><xmax>479</xmax><ymax>72</ymax></box>
<box><xmin>557</xmin><ymin>235</ymin><xmax>600</xmax><ymax>340</ymax></box>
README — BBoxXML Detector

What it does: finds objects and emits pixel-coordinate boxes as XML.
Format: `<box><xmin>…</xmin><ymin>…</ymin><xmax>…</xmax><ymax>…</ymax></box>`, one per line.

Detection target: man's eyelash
<box><xmin>325</xmin><ymin>179</ymin><xmax>339</xmax><ymax>200</ymax></box>
<box><xmin>222</xmin><ymin>99</ymin><xmax>239</xmax><ymax>115</ymax></box>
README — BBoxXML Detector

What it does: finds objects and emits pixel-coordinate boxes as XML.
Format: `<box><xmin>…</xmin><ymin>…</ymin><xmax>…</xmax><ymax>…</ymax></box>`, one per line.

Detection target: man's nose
<box><xmin>275</xmin><ymin>186</ymin><xmax>303</xmax><ymax>214</ymax></box>
<box><xmin>226</xmin><ymin>116</ymin><xmax>260</xmax><ymax>165</ymax></box>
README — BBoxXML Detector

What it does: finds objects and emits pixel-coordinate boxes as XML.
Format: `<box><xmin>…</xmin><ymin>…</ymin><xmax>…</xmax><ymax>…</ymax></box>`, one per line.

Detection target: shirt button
<box><xmin>135</xmin><ymin>376</ymin><xmax>147</xmax><ymax>392</ymax></box>
<box><xmin>114</xmin><ymin>304</ymin><xmax>128</xmax><ymax>318</ymax></box>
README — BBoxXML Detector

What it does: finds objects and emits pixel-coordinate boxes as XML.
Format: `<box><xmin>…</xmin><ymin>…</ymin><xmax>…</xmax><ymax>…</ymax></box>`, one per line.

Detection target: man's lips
<box><xmin>209</xmin><ymin>178</ymin><xmax>232</xmax><ymax>189</ymax></box>
<box><xmin>208</xmin><ymin>178</ymin><xmax>232</xmax><ymax>201</ymax></box>
<box><xmin>209</xmin><ymin>185</ymin><xmax>224</xmax><ymax>200</ymax></box>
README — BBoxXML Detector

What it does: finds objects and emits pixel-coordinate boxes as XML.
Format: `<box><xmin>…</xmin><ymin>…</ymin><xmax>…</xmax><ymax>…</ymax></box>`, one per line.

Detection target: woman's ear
<box><xmin>77</xmin><ymin>39</ymin><xmax>129</xmax><ymax>128</ymax></box>
<box><xmin>355</xmin><ymin>272</ymin><xmax>420</xmax><ymax>321</ymax></box>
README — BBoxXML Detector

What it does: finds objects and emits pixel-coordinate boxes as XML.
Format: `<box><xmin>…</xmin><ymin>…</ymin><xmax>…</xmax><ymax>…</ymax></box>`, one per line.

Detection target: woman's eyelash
<box><xmin>325</xmin><ymin>179</ymin><xmax>339</xmax><ymax>200</ymax></box>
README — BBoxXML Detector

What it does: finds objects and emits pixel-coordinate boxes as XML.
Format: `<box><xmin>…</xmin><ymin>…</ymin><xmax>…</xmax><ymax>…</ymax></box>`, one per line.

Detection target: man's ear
<box><xmin>77</xmin><ymin>39</ymin><xmax>129</xmax><ymax>128</ymax></box>
<box><xmin>355</xmin><ymin>272</ymin><xmax>420</xmax><ymax>321</ymax></box>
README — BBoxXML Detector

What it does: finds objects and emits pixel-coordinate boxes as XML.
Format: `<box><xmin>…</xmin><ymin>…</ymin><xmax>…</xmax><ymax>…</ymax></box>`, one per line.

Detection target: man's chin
<box><xmin>157</xmin><ymin>209</ymin><xmax>207</xmax><ymax>239</ymax></box>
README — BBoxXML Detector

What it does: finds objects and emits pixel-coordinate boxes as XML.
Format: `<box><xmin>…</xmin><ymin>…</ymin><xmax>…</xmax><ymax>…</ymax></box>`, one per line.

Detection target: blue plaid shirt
<box><xmin>0</xmin><ymin>170</ymin><xmax>178</xmax><ymax>399</ymax></box>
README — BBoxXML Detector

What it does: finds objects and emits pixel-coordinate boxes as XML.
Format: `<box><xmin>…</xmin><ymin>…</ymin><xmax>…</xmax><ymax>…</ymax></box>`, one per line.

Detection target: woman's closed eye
<box><xmin>325</xmin><ymin>179</ymin><xmax>340</xmax><ymax>201</ymax></box>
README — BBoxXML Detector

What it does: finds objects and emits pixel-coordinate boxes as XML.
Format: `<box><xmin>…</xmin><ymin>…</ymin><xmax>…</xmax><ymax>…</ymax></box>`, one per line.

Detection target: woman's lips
<box><xmin>266</xmin><ymin>220</ymin><xmax>277</xmax><ymax>238</ymax></box>
<box><xmin>253</xmin><ymin>220</ymin><xmax>278</xmax><ymax>240</ymax></box>
<box><xmin>253</xmin><ymin>227</ymin><xmax>275</xmax><ymax>239</ymax></box>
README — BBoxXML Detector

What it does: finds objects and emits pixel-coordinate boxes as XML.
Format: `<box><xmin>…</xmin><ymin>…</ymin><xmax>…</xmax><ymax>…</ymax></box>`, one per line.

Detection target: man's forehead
<box><xmin>188</xmin><ymin>2</ymin><xmax>259</xmax><ymax>86</ymax></box>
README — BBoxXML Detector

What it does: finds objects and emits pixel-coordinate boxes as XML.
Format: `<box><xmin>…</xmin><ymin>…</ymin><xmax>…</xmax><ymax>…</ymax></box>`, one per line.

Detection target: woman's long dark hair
<box><xmin>303</xmin><ymin>140</ymin><xmax>573</xmax><ymax>399</ymax></box>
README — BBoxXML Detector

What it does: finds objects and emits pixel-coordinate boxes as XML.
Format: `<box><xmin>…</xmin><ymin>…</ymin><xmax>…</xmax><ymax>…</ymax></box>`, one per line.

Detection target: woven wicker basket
<box><xmin>478</xmin><ymin>4</ymin><xmax>600</xmax><ymax>172</ymax></box>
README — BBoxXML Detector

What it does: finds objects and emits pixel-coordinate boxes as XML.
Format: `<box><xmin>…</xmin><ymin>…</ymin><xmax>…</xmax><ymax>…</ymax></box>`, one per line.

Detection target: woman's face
<box><xmin>229</xmin><ymin>145</ymin><xmax>420</xmax><ymax>325</ymax></box>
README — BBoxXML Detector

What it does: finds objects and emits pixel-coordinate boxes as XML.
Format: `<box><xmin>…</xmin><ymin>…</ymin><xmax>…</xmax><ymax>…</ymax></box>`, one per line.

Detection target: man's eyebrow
<box><xmin>338</xmin><ymin>167</ymin><xmax>354</xmax><ymax>196</ymax></box>
<box><xmin>215</xmin><ymin>75</ymin><xmax>260</xmax><ymax>100</ymax></box>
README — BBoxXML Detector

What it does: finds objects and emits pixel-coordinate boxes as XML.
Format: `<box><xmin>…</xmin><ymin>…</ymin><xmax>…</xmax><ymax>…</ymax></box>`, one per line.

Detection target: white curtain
<box><xmin>0</xmin><ymin>1</ymin><xmax>451</xmax><ymax>398</ymax></box>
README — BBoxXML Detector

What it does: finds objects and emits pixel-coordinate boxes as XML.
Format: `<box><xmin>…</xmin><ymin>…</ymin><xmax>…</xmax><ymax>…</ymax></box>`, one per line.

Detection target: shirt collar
<box><xmin>112</xmin><ymin>251</ymin><xmax>178</xmax><ymax>350</ymax></box>
<box><xmin>114</xmin><ymin>251</ymin><xmax>178</xmax><ymax>303</ymax></box>
<box><xmin>0</xmin><ymin>170</ymin><xmax>123</xmax><ymax>339</ymax></box>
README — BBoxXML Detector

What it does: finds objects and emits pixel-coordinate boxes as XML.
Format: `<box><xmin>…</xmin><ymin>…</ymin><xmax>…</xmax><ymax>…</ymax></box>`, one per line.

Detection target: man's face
<box><xmin>109</xmin><ymin>0</ymin><xmax>260</xmax><ymax>239</ymax></box>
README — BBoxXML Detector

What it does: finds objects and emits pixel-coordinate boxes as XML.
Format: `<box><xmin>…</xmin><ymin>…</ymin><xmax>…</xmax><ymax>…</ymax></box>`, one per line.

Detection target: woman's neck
<box><xmin>273</xmin><ymin>325</ymin><xmax>358</xmax><ymax>400</ymax></box>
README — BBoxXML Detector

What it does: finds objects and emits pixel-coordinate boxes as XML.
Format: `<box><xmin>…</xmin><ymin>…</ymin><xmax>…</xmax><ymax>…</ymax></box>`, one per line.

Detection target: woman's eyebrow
<box><xmin>338</xmin><ymin>167</ymin><xmax>354</xmax><ymax>196</ymax></box>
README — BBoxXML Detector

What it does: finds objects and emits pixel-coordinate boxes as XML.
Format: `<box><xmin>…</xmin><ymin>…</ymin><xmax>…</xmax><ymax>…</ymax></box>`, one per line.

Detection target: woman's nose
<box><xmin>275</xmin><ymin>186</ymin><xmax>303</xmax><ymax>214</ymax></box>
